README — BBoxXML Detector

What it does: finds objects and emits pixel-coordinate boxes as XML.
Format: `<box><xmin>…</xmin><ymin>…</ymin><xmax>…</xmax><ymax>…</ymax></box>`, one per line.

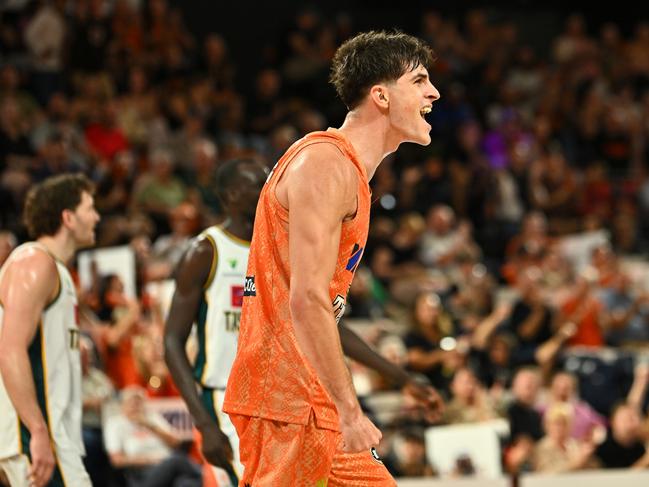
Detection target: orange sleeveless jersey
<box><xmin>223</xmin><ymin>129</ymin><xmax>371</xmax><ymax>431</ymax></box>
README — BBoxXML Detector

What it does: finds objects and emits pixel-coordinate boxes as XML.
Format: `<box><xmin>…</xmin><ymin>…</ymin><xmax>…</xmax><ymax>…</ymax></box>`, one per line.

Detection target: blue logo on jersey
<box><xmin>346</xmin><ymin>244</ymin><xmax>363</xmax><ymax>272</ymax></box>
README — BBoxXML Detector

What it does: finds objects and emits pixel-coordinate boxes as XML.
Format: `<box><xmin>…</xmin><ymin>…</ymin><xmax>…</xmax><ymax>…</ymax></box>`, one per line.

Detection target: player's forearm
<box><xmin>163</xmin><ymin>334</ymin><xmax>217</xmax><ymax>429</ymax></box>
<box><xmin>0</xmin><ymin>349</ymin><xmax>49</xmax><ymax>435</ymax></box>
<box><xmin>290</xmin><ymin>293</ymin><xmax>360</xmax><ymax>415</ymax></box>
<box><xmin>339</xmin><ymin>322</ymin><xmax>410</xmax><ymax>387</ymax></box>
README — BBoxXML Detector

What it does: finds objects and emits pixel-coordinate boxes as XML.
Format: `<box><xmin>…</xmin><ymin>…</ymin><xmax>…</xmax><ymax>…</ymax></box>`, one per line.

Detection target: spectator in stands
<box><xmin>469</xmin><ymin>303</ymin><xmax>515</xmax><ymax>387</ymax></box>
<box><xmin>507</xmin><ymin>266</ymin><xmax>554</xmax><ymax>363</ymax></box>
<box><xmin>405</xmin><ymin>292</ymin><xmax>460</xmax><ymax>391</ymax></box>
<box><xmin>68</xmin><ymin>0</ymin><xmax>113</xmax><ymax>73</ymax></box>
<box><xmin>508</xmin><ymin>367</ymin><xmax>543</xmax><ymax>442</ymax></box>
<box><xmin>30</xmin><ymin>92</ymin><xmax>89</xmax><ymax>171</ymax></box>
<box><xmin>529</xmin><ymin>147</ymin><xmax>579</xmax><ymax>234</ymax></box>
<box><xmin>0</xmin><ymin>95</ymin><xmax>34</xmax><ymax>202</ymax></box>
<box><xmin>31</xmin><ymin>130</ymin><xmax>76</xmax><ymax>181</ymax></box>
<box><xmin>595</xmin><ymin>402</ymin><xmax>649</xmax><ymax>468</ymax></box>
<box><xmin>0</xmin><ymin>64</ymin><xmax>39</xmax><ymax>124</ymax></box>
<box><xmin>389</xmin><ymin>213</ymin><xmax>428</xmax><ymax>277</ymax></box>
<box><xmin>132</xmin><ymin>323</ymin><xmax>179</xmax><ymax>398</ymax></box>
<box><xmin>533</xmin><ymin>402</ymin><xmax>598</xmax><ymax>472</ymax></box>
<box><xmin>443</xmin><ymin>367</ymin><xmax>499</xmax><ymax>424</ymax></box>
<box><xmin>104</xmin><ymin>386</ymin><xmax>201</xmax><ymax>486</ymax></box>
<box><xmin>24</xmin><ymin>0</ymin><xmax>67</xmax><ymax>106</ymax></box>
<box><xmin>504</xmin><ymin>367</ymin><xmax>543</xmax><ymax>473</ymax></box>
<box><xmin>247</xmin><ymin>68</ymin><xmax>287</xmax><ymax>135</ymax></box>
<box><xmin>95</xmin><ymin>149</ymin><xmax>136</xmax><ymax>218</ymax></box>
<box><xmin>383</xmin><ymin>428</ymin><xmax>436</xmax><ymax>477</ymax></box>
<box><xmin>93</xmin><ymin>273</ymin><xmax>142</xmax><ymax>390</ymax></box>
<box><xmin>627</xmin><ymin>363</ymin><xmax>649</xmax><ymax>416</ymax></box>
<box><xmin>115</xmin><ymin>66</ymin><xmax>160</xmax><ymax>149</ymax></box>
<box><xmin>420</xmin><ymin>205</ymin><xmax>480</xmax><ymax>270</ymax></box>
<box><xmin>539</xmin><ymin>244</ymin><xmax>573</xmax><ymax>296</ymax></box>
<box><xmin>557</xmin><ymin>267</ymin><xmax>605</xmax><ymax>347</ymax></box>
<box><xmin>132</xmin><ymin>148</ymin><xmax>187</xmax><ymax>234</ymax></box>
<box><xmin>151</xmin><ymin>201</ymin><xmax>200</xmax><ymax>274</ymax></box>
<box><xmin>184</xmin><ymin>138</ymin><xmax>223</xmax><ymax>223</ymax></box>
<box><xmin>84</xmin><ymin>99</ymin><xmax>130</xmax><ymax>162</ymax></box>
<box><xmin>346</xmin><ymin>266</ymin><xmax>385</xmax><ymax>319</ymax></box>
<box><xmin>505</xmin><ymin>212</ymin><xmax>550</xmax><ymax>265</ymax></box>
<box><xmin>539</xmin><ymin>371</ymin><xmax>606</xmax><ymax>441</ymax></box>
<box><xmin>598</xmin><ymin>272</ymin><xmax>649</xmax><ymax>345</ymax></box>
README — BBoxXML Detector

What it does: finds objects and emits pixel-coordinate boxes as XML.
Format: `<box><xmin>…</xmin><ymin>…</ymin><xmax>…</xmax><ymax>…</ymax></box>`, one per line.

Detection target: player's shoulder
<box><xmin>296</xmin><ymin>140</ymin><xmax>350</xmax><ymax>166</ymax></box>
<box><xmin>291</xmin><ymin>142</ymin><xmax>358</xmax><ymax>185</ymax></box>
<box><xmin>5</xmin><ymin>245</ymin><xmax>57</xmax><ymax>278</ymax></box>
<box><xmin>186</xmin><ymin>230</ymin><xmax>217</xmax><ymax>262</ymax></box>
<box><xmin>0</xmin><ymin>245</ymin><xmax>58</xmax><ymax>302</ymax></box>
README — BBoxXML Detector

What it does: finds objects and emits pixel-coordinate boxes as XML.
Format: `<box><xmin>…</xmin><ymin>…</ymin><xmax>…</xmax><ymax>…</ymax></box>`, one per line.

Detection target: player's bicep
<box><xmin>288</xmin><ymin>194</ymin><xmax>342</xmax><ymax>292</ymax></box>
<box><xmin>166</xmin><ymin>238</ymin><xmax>213</xmax><ymax>338</ymax></box>
<box><xmin>0</xmin><ymin>254</ymin><xmax>57</xmax><ymax>349</ymax></box>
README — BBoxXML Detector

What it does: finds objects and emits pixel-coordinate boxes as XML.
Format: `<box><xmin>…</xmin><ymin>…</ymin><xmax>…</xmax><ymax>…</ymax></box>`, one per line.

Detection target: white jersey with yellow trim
<box><xmin>192</xmin><ymin>226</ymin><xmax>250</xmax><ymax>389</ymax></box>
<box><xmin>0</xmin><ymin>242</ymin><xmax>84</xmax><ymax>460</ymax></box>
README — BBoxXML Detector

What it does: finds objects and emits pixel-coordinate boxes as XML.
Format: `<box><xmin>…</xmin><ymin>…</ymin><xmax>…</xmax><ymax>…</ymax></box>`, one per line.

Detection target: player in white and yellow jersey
<box><xmin>164</xmin><ymin>158</ymin><xmax>267</xmax><ymax>486</ymax></box>
<box><xmin>0</xmin><ymin>174</ymin><xmax>100</xmax><ymax>487</ymax></box>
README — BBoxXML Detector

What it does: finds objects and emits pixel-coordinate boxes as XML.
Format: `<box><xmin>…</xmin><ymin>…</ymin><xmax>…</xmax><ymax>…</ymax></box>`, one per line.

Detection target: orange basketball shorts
<box><xmin>229</xmin><ymin>411</ymin><xmax>396</xmax><ymax>486</ymax></box>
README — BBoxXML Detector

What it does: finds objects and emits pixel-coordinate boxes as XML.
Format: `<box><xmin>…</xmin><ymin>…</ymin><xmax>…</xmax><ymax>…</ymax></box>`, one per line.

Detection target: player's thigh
<box><xmin>230</xmin><ymin>413</ymin><xmax>337</xmax><ymax>487</ymax></box>
<box><xmin>0</xmin><ymin>455</ymin><xmax>30</xmax><ymax>487</ymax></box>
<box><xmin>328</xmin><ymin>437</ymin><xmax>396</xmax><ymax>487</ymax></box>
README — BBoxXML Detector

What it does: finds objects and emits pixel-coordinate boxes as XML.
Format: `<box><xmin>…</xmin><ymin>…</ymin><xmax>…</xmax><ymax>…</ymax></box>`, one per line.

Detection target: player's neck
<box><xmin>337</xmin><ymin>111</ymin><xmax>399</xmax><ymax>181</ymax></box>
<box><xmin>37</xmin><ymin>234</ymin><xmax>75</xmax><ymax>264</ymax></box>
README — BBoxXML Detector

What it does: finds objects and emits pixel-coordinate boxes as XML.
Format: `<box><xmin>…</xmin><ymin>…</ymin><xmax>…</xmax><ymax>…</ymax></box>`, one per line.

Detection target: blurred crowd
<box><xmin>2</xmin><ymin>0</ymin><xmax>649</xmax><ymax>483</ymax></box>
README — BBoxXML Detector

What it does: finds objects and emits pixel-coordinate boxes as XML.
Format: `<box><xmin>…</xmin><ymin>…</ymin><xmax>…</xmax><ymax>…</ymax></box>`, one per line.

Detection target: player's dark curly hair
<box><xmin>330</xmin><ymin>30</ymin><xmax>436</xmax><ymax>110</ymax></box>
<box><xmin>23</xmin><ymin>173</ymin><xmax>95</xmax><ymax>239</ymax></box>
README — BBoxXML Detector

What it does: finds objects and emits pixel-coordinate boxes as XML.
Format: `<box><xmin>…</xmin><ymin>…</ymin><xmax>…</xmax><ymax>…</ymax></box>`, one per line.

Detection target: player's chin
<box><xmin>79</xmin><ymin>234</ymin><xmax>96</xmax><ymax>248</ymax></box>
<box><xmin>413</xmin><ymin>131</ymin><xmax>432</xmax><ymax>146</ymax></box>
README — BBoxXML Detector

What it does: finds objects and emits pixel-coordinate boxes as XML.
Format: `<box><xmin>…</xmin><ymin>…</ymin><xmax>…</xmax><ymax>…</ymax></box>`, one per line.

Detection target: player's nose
<box><xmin>426</xmin><ymin>81</ymin><xmax>440</xmax><ymax>102</ymax></box>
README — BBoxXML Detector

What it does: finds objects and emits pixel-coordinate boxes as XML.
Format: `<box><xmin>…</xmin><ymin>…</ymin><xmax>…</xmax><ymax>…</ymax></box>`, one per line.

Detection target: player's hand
<box><xmin>199</xmin><ymin>422</ymin><xmax>235</xmax><ymax>473</ymax></box>
<box><xmin>339</xmin><ymin>409</ymin><xmax>382</xmax><ymax>453</ymax></box>
<box><xmin>28</xmin><ymin>428</ymin><xmax>55</xmax><ymax>487</ymax></box>
<box><xmin>402</xmin><ymin>374</ymin><xmax>444</xmax><ymax>423</ymax></box>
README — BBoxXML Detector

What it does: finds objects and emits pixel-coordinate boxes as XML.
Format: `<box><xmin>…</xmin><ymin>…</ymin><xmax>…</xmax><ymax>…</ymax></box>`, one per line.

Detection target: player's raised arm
<box><xmin>0</xmin><ymin>249</ymin><xmax>58</xmax><ymax>487</ymax></box>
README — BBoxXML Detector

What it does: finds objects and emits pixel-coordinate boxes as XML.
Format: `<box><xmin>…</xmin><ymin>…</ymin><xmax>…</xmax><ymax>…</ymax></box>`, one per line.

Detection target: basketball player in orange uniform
<box><xmin>223</xmin><ymin>31</ymin><xmax>441</xmax><ymax>485</ymax></box>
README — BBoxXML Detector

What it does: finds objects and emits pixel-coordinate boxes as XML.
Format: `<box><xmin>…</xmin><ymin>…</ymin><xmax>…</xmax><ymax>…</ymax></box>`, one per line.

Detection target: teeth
<box><xmin>420</xmin><ymin>106</ymin><xmax>432</xmax><ymax>116</ymax></box>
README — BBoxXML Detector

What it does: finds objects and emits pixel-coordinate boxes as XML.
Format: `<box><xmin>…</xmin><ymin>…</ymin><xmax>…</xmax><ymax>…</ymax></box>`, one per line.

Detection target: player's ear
<box><xmin>61</xmin><ymin>208</ymin><xmax>75</xmax><ymax>229</ymax></box>
<box><xmin>370</xmin><ymin>85</ymin><xmax>389</xmax><ymax>109</ymax></box>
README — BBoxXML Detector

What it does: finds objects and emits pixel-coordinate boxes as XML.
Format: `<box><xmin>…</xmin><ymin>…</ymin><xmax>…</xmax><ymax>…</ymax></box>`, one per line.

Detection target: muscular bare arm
<box><xmin>163</xmin><ymin>237</ymin><xmax>234</xmax><ymax>472</ymax></box>
<box><xmin>286</xmin><ymin>145</ymin><xmax>381</xmax><ymax>453</ymax></box>
<box><xmin>0</xmin><ymin>249</ymin><xmax>57</xmax><ymax>487</ymax></box>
